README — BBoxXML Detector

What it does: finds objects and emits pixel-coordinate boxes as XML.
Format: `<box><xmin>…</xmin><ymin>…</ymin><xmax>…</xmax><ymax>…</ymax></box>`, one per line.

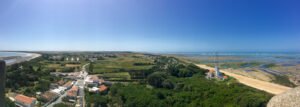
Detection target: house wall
<box><xmin>15</xmin><ymin>101</ymin><xmax>33</xmax><ymax>107</ymax></box>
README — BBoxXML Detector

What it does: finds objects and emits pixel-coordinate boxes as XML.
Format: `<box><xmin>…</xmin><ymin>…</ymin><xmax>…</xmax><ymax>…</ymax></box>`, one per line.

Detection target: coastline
<box><xmin>196</xmin><ymin>64</ymin><xmax>292</xmax><ymax>95</ymax></box>
<box><xmin>1</xmin><ymin>52</ymin><xmax>41</xmax><ymax>66</ymax></box>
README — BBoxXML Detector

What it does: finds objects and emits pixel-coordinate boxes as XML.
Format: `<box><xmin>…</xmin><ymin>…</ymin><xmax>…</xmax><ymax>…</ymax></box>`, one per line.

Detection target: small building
<box><xmin>50</xmin><ymin>86</ymin><xmax>66</xmax><ymax>95</ymax></box>
<box><xmin>88</xmin><ymin>87</ymin><xmax>99</xmax><ymax>93</ymax></box>
<box><xmin>99</xmin><ymin>85</ymin><xmax>108</xmax><ymax>93</ymax></box>
<box><xmin>206</xmin><ymin>67</ymin><xmax>224</xmax><ymax>80</ymax></box>
<box><xmin>62</xmin><ymin>81</ymin><xmax>73</xmax><ymax>91</ymax></box>
<box><xmin>67</xmin><ymin>86</ymin><xmax>79</xmax><ymax>101</ymax></box>
<box><xmin>50</xmin><ymin>83</ymin><xmax>59</xmax><ymax>89</ymax></box>
<box><xmin>68</xmin><ymin>72</ymin><xmax>81</xmax><ymax>78</ymax></box>
<box><xmin>15</xmin><ymin>94</ymin><xmax>36</xmax><ymax>107</ymax></box>
<box><xmin>50</xmin><ymin>72</ymin><xmax>67</xmax><ymax>77</ymax></box>
<box><xmin>206</xmin><ymin>69</ymin><xmax>215</xmax><ymax>79</ymax></box>
<box><xmin>40</xmin><ymin>91</ymin><xmax>59</xmax><ymax>103</ymax></box>
<box><xmin>223</xmin><ymin>76</ymin><xmax>228</xmax><ymax>80</ymax></box>
<box><xmin>85</xmin><ymin>75</ymin><xmax>101</xmax><ymax>87</ymax></box>
<box><xmin>89</xmin><ymin>58</ymin><xmax>98</xmax><ymax>62</ymax></box>
<box><xmin>51</xmin><ymin>56</ymin><xmax>63</xmax><ymax>61</ymax></box>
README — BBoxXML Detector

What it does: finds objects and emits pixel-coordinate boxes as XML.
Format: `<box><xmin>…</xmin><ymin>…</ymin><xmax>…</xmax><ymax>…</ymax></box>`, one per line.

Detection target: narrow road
<box><xmin>196</xmin><ymin>64</ymin><xmax>292</xmax><ymax>95</ymax></box>
<box><xmin>47</xmin><ymin>63</ymin><xmax>89</xmax><ymax>107</ymax></box>
<box><xmin>76</xmin><ymin>63</ymin><xmax>89</xmax><ymax>107</ymax></box>
<box><xmin>47</xmin><ymin>91</ymin><xmax>67</xmax><ymax>107</ymax></box>
<box><xmin>75</xmin><ymin>79</ymin><xmax>85</xmax><ymax>107</ymax></box>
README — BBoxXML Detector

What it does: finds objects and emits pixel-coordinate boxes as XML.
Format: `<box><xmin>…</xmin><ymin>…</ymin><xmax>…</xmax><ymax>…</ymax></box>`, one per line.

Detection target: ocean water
<box><xmin>0</xmin><ymin>52</ymin><xmax>27</xmax><ymax>57</ymax></box>
<box><xmin>0</xmin><ymin>52</ymin><xmax>28</xmax><ymax>64</ymax></box>
<box><xmin>170</xmin><ymin>52</ymin><xmax>300</xmax><ymax>65</ymax></box>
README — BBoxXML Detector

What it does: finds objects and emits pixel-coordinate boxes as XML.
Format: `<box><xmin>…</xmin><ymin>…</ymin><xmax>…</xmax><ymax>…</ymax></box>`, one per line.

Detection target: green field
<box><xmin>37</xmin><ymin>60</ymin><xmax>87</xmax><ymax>72</ymax></box>
<box><xmin>99</xmin><ymin>72</ymin><xmax>131</xmax><ymax>80</ymax></box>
<box><xmin>91</xmin><ymin>53</ymin><xmax>153</xmax><ymax>74</ymax></box>
<box><xmin>88</xmin><ymin>53</ymin><xmax>154</xmax><ymax>81</ymax></box>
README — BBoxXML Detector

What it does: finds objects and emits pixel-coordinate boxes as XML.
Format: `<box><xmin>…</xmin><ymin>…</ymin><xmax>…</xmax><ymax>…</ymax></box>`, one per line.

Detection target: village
<box><xmin>6</xmin><ymin>56</ymin><xmax>111</xmax><ymax>107</ymax></box>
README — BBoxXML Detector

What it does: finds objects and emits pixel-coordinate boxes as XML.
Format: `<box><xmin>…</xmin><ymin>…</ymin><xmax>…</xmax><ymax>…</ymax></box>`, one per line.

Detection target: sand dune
<box><xmin>196</xmin><ymin>64</ymin><xmax>292</xmax><ymax>95</ymax></box>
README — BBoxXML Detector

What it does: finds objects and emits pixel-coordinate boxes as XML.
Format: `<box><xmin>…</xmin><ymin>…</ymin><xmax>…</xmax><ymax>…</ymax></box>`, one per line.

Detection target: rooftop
<box><xmin>41</xmin><ymin>91</ymin><xmax>59</xmax><ymax>102</ymax></box>
<box><xmin>99</xmin><ymin>85</ymin><xmax>108</xmax><ymax>92</ymax></box>
<box><xmin>67</xmin><ymin>86</ymin><xmax>79</xmax><ymax>97</ymax></box>
<box><xmin>62</xmin><ymin>81</ymin><xmax>73</xmax><ymax>87</ymax></box>
<box><xmin>15</xmin><ymin>94</ymin><xmax>36</xmax><ymax>105</ymax></box>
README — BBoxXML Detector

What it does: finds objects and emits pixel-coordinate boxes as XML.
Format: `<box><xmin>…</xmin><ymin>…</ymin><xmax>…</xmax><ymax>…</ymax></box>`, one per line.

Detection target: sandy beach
<box><xmin>196</xmin><ymin>64</ymin><xmax>292</xmax><ymax>95</ymax></box>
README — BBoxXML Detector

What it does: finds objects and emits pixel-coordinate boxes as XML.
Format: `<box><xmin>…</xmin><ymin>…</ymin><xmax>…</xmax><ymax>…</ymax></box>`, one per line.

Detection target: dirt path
<box><xmin>196</xmin><ymin>64</ymin><xmax>292</xmax><ymax>95</ymax></box>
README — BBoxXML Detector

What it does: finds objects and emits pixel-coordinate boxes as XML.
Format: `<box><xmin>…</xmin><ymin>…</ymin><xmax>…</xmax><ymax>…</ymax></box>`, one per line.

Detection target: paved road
<box><xmin>47</xmin><ymin>63</ymin><xmax>89</xmax><ymax>107</ymax></box>
<box><xmin>76</xmin><ymin>80</ymin><xmax>85</xmax><ymax>107</ymax></box>
<box><xmin>196</xmin><ymin>64</ymin><xmax>292</xmax><ymax>95</ymax></box>
<box><xmin>47</xmin><ymin>91</ymin><xmax>67</xmax><ymax>107</ymax></box>
<box><xmin>76</xmin><ymin>63</ymin><xmax>89</xmax><ymax>107</ymax></box>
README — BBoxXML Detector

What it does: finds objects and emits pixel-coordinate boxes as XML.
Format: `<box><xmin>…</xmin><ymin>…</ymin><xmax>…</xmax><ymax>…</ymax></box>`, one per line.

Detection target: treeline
<box><xmin>6</xmin><ymin>56</ymin><xmax>59</xmax><ymax>96</ymax></box>
<box><xmin>127</xmin><ymin>56</ymin><xmax>207</xmax><ymax>81</ymax></box>
<box><xmin>133</xmin><ymin>62</ymin><xmax>153</xmax><ymax>66</ymax></box>
<box><xmin>60</xmin><ymin>67</ymin><xmax>76</xmax><ymax>73</ymax></box>
<box><xmin>145</xmin><ymin>56</ymin><xmax>207</xmax><ymax>78</ymax></box>
<box><xmin>109</xmin><ymin>77</ymin><xmax>272</xmax><ymax>107</ymax></box>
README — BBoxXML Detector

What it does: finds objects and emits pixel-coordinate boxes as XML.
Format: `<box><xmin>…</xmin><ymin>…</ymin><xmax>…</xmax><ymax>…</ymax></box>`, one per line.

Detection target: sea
<box><xmin>0</xmin><ymin>52</ymin><xmax>27</xmax><ymax>57</ymax></box>
<box><xmin>167</xmin><ymin>52</ymin><xmax>300</xmax><ymax>66</ymax></box>
<box><xmin>0</xmin><ymin>52</ymin><xmax>29</xmax><ymax>64</ymax></box>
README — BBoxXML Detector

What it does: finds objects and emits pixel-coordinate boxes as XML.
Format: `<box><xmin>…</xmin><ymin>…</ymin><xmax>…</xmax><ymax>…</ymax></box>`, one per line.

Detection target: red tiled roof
<box><xmin>70</xmin><ymin>85</ymin><xmax>78</xmax><ymax>91</ymax></box>
<box><xmin>41</xmin><ymin>91</ymin><xmax>59</xmax><ymax>101</ymax></box>
<box><xmin>99</xmin><ymin>85</ymin><xmax>108</xmax><ymax>92</ymax></box>
<box><xmin>223</xmin><ymin>76</ymin><xmax>228</xmax><ymax>79</ymax></box>
<box><xmin>15</xmin><ymin>94</ymin><xmax>36</xmax><ymax>105</ymax></box>
<box><xmin>67</xmin><ymin>86</ymin><xmax>78</xmax><ymax>97</ymax></box>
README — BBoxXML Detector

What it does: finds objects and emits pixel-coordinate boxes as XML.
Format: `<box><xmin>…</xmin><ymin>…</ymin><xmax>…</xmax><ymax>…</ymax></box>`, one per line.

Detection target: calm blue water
<box><xmin>0</xmin><ymin>52</ymin><xmax>27</xmax><ymax>57</ymax></box>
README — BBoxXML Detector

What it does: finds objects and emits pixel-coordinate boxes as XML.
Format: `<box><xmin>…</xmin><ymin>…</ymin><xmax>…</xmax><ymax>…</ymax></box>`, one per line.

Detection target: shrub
<box><xmin>147</xmin><ymin>72</ymin><xmax>167</xmax><ymax>88</ymax></box>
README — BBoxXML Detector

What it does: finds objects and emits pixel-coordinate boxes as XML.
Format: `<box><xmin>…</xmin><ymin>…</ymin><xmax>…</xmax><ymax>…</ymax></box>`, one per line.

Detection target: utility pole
<box><xmin>0</xmin><ymin>60</ymin><xmax>6</xmax><ymax>107</ymax></box>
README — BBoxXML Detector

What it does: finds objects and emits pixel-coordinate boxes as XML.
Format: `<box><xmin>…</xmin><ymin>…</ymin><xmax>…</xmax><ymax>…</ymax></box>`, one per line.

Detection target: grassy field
<box><xmin>99</xmin><ymin>72</ymin><xmax>131</xmax><ymax>80</ymax></box>
<box><xmin>92</xmin><ymin>54</ymin><xmax>153</xmax><ymax>73</ymax></box>
<box><xmin>90</xmin><ymin>53</ymin><xmax>154</xmax><ymax>81</ymax></box>
<box><xmin>38</xmin><ymin>60</ymin><xmax>87</xmax><ymax>72</ymax></box>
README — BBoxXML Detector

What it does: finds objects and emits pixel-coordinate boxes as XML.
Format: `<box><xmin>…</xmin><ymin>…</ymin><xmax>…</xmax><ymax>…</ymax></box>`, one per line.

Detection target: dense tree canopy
<box><xmin>6</xmin><ymin>56</ymin><xmax>59</xmax><ymax>96</ymax></box>
<box><xmin>108</xmin><ymin>56</ymin><xmax>272</xmax><ymax>107</ymax></box>
<box><xmin>147</xmin><ymin>72</ymin><xmax>167</xmax><ymax>88</ymax></box>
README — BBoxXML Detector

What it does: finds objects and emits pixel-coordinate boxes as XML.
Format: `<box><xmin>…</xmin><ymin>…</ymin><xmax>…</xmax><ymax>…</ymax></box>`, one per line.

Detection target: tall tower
<box><xmin>0</xmin><ymin>60</ymin><xmax>6</xmax><ymax>106</ymax></box>
<box><xmin>214</xmin><ymin>53</ymin><xmax>220</xmax><ymax>78</ymax></box>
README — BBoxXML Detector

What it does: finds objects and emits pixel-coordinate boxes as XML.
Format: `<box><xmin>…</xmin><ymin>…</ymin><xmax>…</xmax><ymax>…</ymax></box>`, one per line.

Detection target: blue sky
<box><xmin>0</xmin><ymin>0</ymin><xmax>299</xmax><ymax>52</ymax></box>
